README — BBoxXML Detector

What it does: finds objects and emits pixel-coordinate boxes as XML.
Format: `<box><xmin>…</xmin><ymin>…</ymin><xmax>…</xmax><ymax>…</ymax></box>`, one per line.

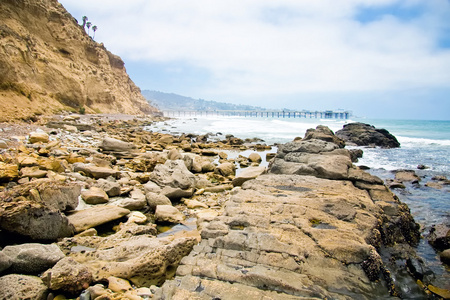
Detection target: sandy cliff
<box><xmin>0</xmin><ymin>0</ymin><xmax>158</xmax><ymax>122</ymax></box>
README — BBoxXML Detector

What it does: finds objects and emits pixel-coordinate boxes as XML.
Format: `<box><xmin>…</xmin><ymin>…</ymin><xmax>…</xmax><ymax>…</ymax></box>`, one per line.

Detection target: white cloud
<box><xmin>60</xmin><ymin>0</ymin><xmax>450</xmax><ymax>105</ymax></box>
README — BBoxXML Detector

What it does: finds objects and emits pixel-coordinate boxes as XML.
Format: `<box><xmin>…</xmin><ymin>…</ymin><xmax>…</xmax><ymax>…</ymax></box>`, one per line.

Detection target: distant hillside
<box><xmin>0</xmin><ymin>0</ymin><xmax>158</xmax><ymax>122</ymax></box>
<box><xmin>142</xmin><ymin>90</ymin><xmax>265</xmax><ymax>111</ymax></box>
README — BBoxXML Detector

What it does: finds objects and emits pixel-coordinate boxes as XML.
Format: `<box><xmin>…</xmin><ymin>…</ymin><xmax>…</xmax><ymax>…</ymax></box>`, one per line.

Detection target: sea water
<box><xmin>146</xmin><ymin>115</ymin><xmax>450</xmax><ymax>287</ymax></box>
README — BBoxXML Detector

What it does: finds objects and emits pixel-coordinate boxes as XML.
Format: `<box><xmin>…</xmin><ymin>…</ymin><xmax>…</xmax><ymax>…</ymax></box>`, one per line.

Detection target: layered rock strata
<box><xmin>0</xmin><ymin>0</ymin><xmax>158</xmax><ymax>121</ymax></box>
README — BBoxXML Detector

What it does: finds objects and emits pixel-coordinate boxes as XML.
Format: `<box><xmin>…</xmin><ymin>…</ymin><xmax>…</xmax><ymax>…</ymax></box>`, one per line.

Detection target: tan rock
<box><xmin>29</xmin><ymin>132</ymin><xmax>49</xmax><ymax>144</ymax></box>
<box><xmin>232</xmin><ymin>166</ymin><xmax>266</xmax><ymax>186</ymax></box>
<box><xmin>248</xmin><ymin>152</ymin><xmax>262</xmax><ymax>163</ymax></box>
<box><xmin>108</xmin><ymin>276</ymin><xmax>132</xmax><ymax>293</ymax></box>
<box><xmin>20</xmin><ymin>166</ymin><xmax>48</xmax><ymax>178</ymax></box>
<box><xmin>0</xmin><ymin>162</ymin><xmax>19</xmax><ymax>182</ymax></box>
<box><xmin>81</xmin><ymin>187</ymin><xmax>109</xmax><ymax>204</ymax></box>
<box><xmin>155</xmin><ymin>205</ymin><xmax>185</xmax><ymax>224</ymax></box>
<box><xmin>184</xmin><ymin>198</ymin><xmax>208</xmax><ymax>209</ymax></box>
<box><xmin>67</xmin><ymin>206</ymin><xmax>130</xmax><ymax>232</ymax></box>
<box><xmin>216</xmin><ymin>162</ymin><xmax>236</xmax><ymax>177</ymax></box>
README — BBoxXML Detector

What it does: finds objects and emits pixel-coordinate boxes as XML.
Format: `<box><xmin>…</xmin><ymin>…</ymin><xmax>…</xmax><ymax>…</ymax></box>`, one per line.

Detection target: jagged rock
<box><xmin>155</xmin><ymin>205</ymin><xmax>185</xmax><ymax>224</ymax></box>
<box><xmin>67</xmin><ymin>206</ymin><xmax>130</xmax><ymax>233</ymax></box>
<box><xmin>41</xmin><ymin>257</ymin><xmax>93</xmax><ymax>293</ymax></box>
<box><xmin>2</xmin><ymin>243</ymin><xmax>65</xmax><ymax>274</ymax></box>
<box><xmin>81</xmin><ymin>187</ymin><xmax>109</xmax><ymax>204</ymax></box>
<box><xmin>0</xmin><ymin>181</ymin><xmax>76</xmax><ymax>240</ymax></box>
<box><xmin>0</xmin><ymin>162</ymin><xmax>19</xmax><ymax>182</ymax></box>
<box><xmin>335</xmin><ymin>123</ymin><xmax>400</xmax><ymax>148</ymax></box>
<box><xmin>232</xmin><ymin>166</ymin><xmax>266</xmax><ymax>186</ymax></box>
<box><xmin>150</xmin><ymin>160</ymin><xmax>196</xmax><ymax>190</ymax></box>
<box><xmin>146</xmin><ymin>192</ymin><xmax>172</xmax><ymax>211</ymax></box>
<box><xmin>303</xmin><ymin>125</ymin><xmax>345</xmax><ymax>148</ymax></box>
<box><xmin>95</xmin><ymin>179</ymin><xmax>121</xmax><ymax>197</ymax></box>
<box><xmin>0</xmin><ymin>274</ymin><xmax>48</xmax><ymax>300</ymax></box>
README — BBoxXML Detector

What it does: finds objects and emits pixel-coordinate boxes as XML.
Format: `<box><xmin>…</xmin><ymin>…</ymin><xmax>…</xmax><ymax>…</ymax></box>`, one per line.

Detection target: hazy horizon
<box><xmin>59</xmin><ymin>0</ymin><xmax>450</xmax><ymax>120</ymax></box>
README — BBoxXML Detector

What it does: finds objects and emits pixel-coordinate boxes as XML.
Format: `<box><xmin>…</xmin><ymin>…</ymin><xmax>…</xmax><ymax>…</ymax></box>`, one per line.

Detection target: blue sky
<box><xmin>59</xmin><ymin>0</ymin><xmax>450</xmax><ymax>120</ymax></box>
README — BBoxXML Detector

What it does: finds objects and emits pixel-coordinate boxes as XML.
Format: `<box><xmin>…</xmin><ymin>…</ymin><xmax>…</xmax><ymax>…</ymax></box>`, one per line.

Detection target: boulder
<box><xmin>440</xmin><ymin>249</ymin><xmax>450</xmax><ymax>265</ymax></box>
<box><xmin>2</xmin><ymin>243</ymin><xmax>65</xmax><ymax>274</ymax></box>
<box><xmin>0</xmin><ymin>251</ymin><xmax>12</xmax><ymax>273</ymax></box>
<box><xmin>67</xmin><ymin>206</ymin><xmax>130</xmax><ymax>233</ymax></box>
<box><xmin>0</xmin><ymin>274</ymin><xmax>48</xmax><ymax>300</ymax></box>
<box><xmin>303</xmin><ymin>125</ymin><xmax>345</xmax><ymax>148</ymax></box>
<box><xmin>394</xmin><ymin>170</ymin><xmax>421</xmax><ymax>183</ymax></box>
<box><xmin>427</xmin><ymin>224</ymin><xmax>450</xmax><ymax>251</ymax></box>
<box><xmin>146</xmin><ymin>192</ymin><xmax>172</xmax><ymax>211</ymax></box>
<box><xmin>335</xmin><ymin>122</ymin><xmax>400</xmax><ymax>148</ymax></box>
<box><xmin>81</xmin><ymin>187</ymin><xmax>109</xmax><ymax>204</ymax></box>
<box><xmin>216</xmin><ymin>162</ymin><xmax>236</xmax><ymax>177</ymax></box>
<box><xmin>29</xmin><ymin>132</ymin><xmax>49</xmax><ymax>144</ymax></box>
<box><xmin>150</xmin><ymin>160</ymin><xmax>196</xmax><ymax>190</ymax></box>
<box><xmin>248</xmin><ymin>153</ymin><xmax>262</xmax><ymax>163</ymax></box>
<box><xmin>99</xmin><ymin>137</ymin><xmax>137</xmax><ymax>152</ymax></box>
<box><xmin>184</xmin><ymin>198</ymin><xmax>208</xmax><ymax>209</ymax></box>
<box><xmin>41</xmin><ymin>257</ymin><xmax>93</xmax><ymax>293</ymax></box>
<box><xmin>155</xmin><ymin>205</ymin><xmax>185</xmax><ymax>224</ymax></box>
<box><xmin>95</xmin><ymin>179</ymin><xmax>121</xmax><ymax>197</ymax></box>
<box><xmin>232</xmin><ymin>166</ymin><xmax>266</xmax><ymax>186</ymax></box>
<box><xmin>0</xmin><ymin>182</ymin><xmax>76</xmax><ymax>240</ymax></box>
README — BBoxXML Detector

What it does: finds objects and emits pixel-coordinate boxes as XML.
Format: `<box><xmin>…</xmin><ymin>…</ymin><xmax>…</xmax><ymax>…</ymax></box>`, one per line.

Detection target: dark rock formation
<box><xmin>335</xmin><ymin>123</ymin><xmax>400</xmax><ymax>148</ymax></box>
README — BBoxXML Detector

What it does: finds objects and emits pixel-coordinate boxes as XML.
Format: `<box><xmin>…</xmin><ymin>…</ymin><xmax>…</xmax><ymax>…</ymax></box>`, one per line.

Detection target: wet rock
<box><xmin>81</xmin><ymin>187</ymin><xmax>109</xmax><ymax>204</ymax></box>
<box><xmin>335</xmin><ymin>122</ymin><xmax>400</xmax><ymax>148</ymax></box>
<box><xmin>67</xmin><ymin>205</ymin><xmax>130</xmax><ymax>233</ymax></box>
<box><xmin>155</xmin><ymin>205</ymin><xmax>185</xmax><ymax>224</ymax></box>
<box><xmin>232</xmin><ymin>166</ymin><xmax>266</xmax><ymax>187</ymax></box>
<box><xmin>394</xmin><ymin>170</ymin><xmax>421</xmax><ymax>183</ymax></box>
<box><xmin>0</xmin><ymin>274</ymin><xmax>48</xmax><ymax>300</ymax></box>
<box><xmin>41</xmin><ymin>257</ymin><xmax>93</xmax><ymax>293</ymax></box>
<box><xmin>440</xmin><ymin>249</ymin><xmax>450</xmax><ymax>265</ymax></box>
<box><xmin>427</xmin><ymin>224</ymin><xmax>450</xmax><ymax>251</ymax></box>
<box><xmin>2</xmin><ymin>243</ymin><xmax>65</xmax><ymax>274</ymax></box>
<box><xmin>417</xmin><ymin>164</ymin><xmax>429</xmax><ymax>170</ymax></box>
<box><xmin>248</xmin><ymin>152</ymin><xmax>262</xmax><ymax>163</ymax></box>
<box><xmin>349</xmin><ymin>148</ymin><xmax>363</xmax><ymax>162</ymax></box>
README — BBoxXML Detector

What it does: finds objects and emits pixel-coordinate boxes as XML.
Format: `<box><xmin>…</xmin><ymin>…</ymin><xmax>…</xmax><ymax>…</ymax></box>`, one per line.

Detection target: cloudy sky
<box><xmin>59</xmin><ymin>0</ymin><xmax>450</xmax><ymax>120</ymax></box>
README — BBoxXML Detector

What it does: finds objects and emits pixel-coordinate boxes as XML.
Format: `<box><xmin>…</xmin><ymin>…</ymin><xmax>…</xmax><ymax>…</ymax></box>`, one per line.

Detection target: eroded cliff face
<box><xmin>0</xmin><ymin>0</ymin><xmax>158</xmax><ymax>122</ymax></box>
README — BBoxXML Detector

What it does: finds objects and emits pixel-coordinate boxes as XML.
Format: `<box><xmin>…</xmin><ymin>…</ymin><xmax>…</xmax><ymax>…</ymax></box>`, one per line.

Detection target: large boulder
<box><xmin>1</xmin><ymin>243</ymin><xmax>65</xmax><ymax>274</ymax></box>
<box><xmin>0</xmin><ymin>274</ymin><xmax>48</xmax><ymax>300</ymax></box>
<box><xmin>335</xmin><ymin>123</ymin><xmax>400</xmax><ymax>148</ymax></box>
<box><xmin>0</xmin><ymin>181</ymin><xmax>78</xmax><ymax>240</ymax></box>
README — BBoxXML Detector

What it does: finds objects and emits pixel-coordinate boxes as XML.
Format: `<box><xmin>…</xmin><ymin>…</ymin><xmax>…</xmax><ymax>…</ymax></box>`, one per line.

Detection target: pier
<box><xmin>162</xmin><ymin>110</ymin><xmax>351</xmax><ymax>119</ymax></box>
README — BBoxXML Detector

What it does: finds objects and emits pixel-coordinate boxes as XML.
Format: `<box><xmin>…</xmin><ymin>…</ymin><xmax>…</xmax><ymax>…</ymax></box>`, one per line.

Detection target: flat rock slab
<box><xmin>156</xmin><ymin>174</ymin><xmax>392</xmax><ymax>299</ymax></box>
<box><xmin>67</xmin><ymin>206</ymin><xmax>130</xmax><ymax>233</ymax></box>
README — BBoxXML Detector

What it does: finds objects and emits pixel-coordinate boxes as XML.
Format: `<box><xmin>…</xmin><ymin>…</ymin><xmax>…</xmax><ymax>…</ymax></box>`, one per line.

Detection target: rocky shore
<box><xmin>0</xmin><ymin>116</ymin><xmax>447</xmax><ymax>299</ymax></box>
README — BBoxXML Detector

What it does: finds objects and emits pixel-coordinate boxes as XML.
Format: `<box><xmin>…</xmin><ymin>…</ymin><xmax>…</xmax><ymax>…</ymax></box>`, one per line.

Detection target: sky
<box><xmin>59</xmin><ymin>0</ymin><xmax>450</xmax><ymax>120</ymax></box>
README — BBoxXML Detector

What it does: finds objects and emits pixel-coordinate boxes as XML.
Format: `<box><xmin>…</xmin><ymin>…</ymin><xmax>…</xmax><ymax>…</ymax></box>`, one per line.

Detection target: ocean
<box><xmin>146</xmin><ymin>115</ymin><xmax>450</xmax><ymax>287</ymax></box>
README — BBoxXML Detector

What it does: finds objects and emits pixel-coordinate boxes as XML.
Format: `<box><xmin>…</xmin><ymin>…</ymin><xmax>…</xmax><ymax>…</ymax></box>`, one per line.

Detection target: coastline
<box><xmin>0</xmin><ymin>114</ymin><xmax>448</xmax><ymax>299</ymax></box>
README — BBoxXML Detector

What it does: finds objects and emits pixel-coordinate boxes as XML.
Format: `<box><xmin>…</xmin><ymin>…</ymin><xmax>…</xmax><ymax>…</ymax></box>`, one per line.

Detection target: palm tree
<box><xmin>86</xmin><ymin>22</ymin><xmax>92</xmax><ymax>36</ymax></box>
<box><xmin>82</xmin><ymin>16</ymin><xmax>88</xmax><ymax>30</ymax></box>
<box><xmin>92</xmin><ymin>25</ymin><xmax>98</xmax><ymax>40</ymax></box>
